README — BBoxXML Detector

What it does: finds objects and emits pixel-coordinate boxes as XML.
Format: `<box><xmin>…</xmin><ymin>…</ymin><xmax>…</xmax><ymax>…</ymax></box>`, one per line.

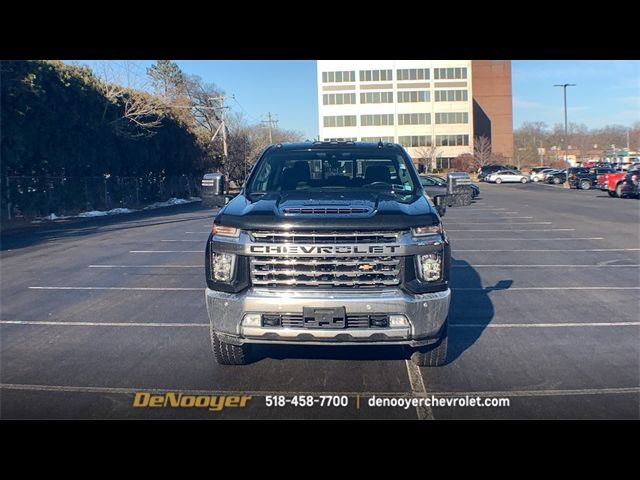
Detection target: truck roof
<box><xmin>266</xmin><ymin>141</ymin><xmax>404</xmax><ymax>152</ymax></box>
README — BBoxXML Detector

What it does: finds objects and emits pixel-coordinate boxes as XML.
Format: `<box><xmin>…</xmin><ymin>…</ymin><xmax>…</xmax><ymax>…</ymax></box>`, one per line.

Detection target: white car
<box><xmin>486</xmin><ymin>170</ymin><xmax>529</xmax><ymax>184</ymax></box>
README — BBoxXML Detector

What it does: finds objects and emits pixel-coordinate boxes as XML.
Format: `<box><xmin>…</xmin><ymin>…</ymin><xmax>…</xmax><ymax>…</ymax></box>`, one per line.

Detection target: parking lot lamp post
<box><xmin>554</xmin><ymin>83</ymin><xmax>576</xmax><ymax>188</ymax></box>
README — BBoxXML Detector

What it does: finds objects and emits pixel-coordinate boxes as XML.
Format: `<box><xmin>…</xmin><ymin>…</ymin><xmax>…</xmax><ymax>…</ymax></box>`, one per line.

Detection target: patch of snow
<box><xmin>143</xmin><ymin>197</ymin><xmax>201</xmax><ymax>210</ymax></box>
<box><xmin>36</xmin><ymin>197</ymin><xmax>200</xmax><ymax>221</ymax></box>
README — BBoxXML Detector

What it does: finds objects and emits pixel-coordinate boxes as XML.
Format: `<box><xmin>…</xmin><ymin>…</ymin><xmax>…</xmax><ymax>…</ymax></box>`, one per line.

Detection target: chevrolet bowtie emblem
<box><xmin>358</xmin><ymin>263</ymin><xmax>375</xmax><ymax>271</ymax></box>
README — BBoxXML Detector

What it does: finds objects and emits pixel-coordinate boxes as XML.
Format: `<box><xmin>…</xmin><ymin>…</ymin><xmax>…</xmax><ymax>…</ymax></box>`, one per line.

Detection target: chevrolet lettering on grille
<box><xmin>249</xmin><ymin>245</ymin><xmax>400</xmax><ymax>255</ymax></box>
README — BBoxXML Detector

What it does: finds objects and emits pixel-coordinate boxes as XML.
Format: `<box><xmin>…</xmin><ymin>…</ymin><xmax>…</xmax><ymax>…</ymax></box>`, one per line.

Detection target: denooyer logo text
<box><xmin>133</xmin><ymin>392</ymin><xmax>252</xmax><ymax>412</ymax></box>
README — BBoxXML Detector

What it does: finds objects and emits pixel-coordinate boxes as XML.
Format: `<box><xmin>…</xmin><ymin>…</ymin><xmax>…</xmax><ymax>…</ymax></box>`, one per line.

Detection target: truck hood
<box><xmin>214</xmin><ymin>190</ymin><xmax>440</xmax><ymax>231</ymax></box>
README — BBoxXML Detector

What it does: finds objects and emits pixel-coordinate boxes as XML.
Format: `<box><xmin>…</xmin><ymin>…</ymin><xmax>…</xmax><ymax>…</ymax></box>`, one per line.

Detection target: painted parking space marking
<box><xmin>28</xmin><ymin>286</ymin><xmax>204</xmax><ymax>291</ymax></box>
<box><xmin>452</xmin><ymin>237</ymin><xmax>604</xmax><ymax>241</ymax></box>
<box><xmin>452</xmin><ymin>264</ymin><xmax>640</xmax><ymax>268</ymax></box>
<box><xmin>89</xmin><ymin>264</ymin><xmax>201</xmax><ymax>268</ymax></box>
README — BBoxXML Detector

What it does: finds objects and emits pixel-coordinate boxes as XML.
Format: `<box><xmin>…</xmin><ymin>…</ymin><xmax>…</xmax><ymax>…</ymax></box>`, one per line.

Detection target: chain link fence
<box><xmin>1</xmin><ymin>175</ymin><xmax>201</xmax><ymax>221</ymax></box>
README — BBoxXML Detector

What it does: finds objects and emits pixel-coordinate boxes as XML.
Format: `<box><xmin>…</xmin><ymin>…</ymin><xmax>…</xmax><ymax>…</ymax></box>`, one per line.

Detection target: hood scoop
<box><xmin>282</xmin><ymin>206</ymin><xmax>370</xmax><ymax>215</ymax></box>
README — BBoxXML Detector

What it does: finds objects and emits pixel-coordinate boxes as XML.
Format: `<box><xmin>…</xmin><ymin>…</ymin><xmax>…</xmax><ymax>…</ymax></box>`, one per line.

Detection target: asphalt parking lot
<box><xmin>1</xmin><ymin>183</ymin><xmax>639</xmax><ymax>419</ymax></box>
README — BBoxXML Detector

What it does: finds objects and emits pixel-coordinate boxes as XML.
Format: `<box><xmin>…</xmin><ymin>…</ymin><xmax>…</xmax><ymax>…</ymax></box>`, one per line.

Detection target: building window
<box><xmin>435</xmin><ymin>134</ymin><xmax>469</xmax><ymax>146</ymax></box>
<box><xmin>359</xmin><ymin>69</ymin><xmax>393</xmax><ymax>82</ymax></box>
<box><xmin>323</xmin><ymin>137</ymin><xmax>357</xmax><ymax>141</ymax></box>
<box><xmin>322</xmin><ymin>71</ymin><xmax>356</xmax><ymax>83</ymax></box>
<box><xmin>398</xmin><ymin>113</ymin><xmax>431</xmax><ymax>125</ymax></box>
<box><xmin>434</xmin><ymin>90</ymin><xmax>468</xmax><ymax>102</ymax></box>
<box><xmin>397</xmin><ymin>90</ymin><xmax>430</xmax><ymax>103</ymax></box>
<box><xmin>396</xmin><ymin>68</ymin><xmax>430</xmax><ymax>81</ymax></box>
<box><xmin>433</xmin><ymin>67</ymin><xmax>468</xmax><ymax>80</ymax></box>
<box><xmin>360</xmin><ymin>114</ymin><xmax>394</xmax><ymax>126</ymax></box>
<box><xmin>360</xmin><ymin>91</ymin><xmax>394</xmax><ymax>104</ymax></box>
<box><xmin>323</xmin><ymin>93</ymin><xmax>356</xmax><ymax>105</ymax></box>
<box><xmin>398</xmin><ymin>136</ymin><xmax>432</xmax><ymax>147</ymax></box>
<box><xmin>435</xmin><ymin>112</ymin><xmax>469</xmax><ymax>124</ymax></box>
<box><xmin>323</xmin><ymin>116</ymin><xmax>357</xmax><ymax>128</ymax></box>
<box><xmin>361</xmin><ymin>136</ymin><xmax>394</xmax><ymax>143</ymax></box>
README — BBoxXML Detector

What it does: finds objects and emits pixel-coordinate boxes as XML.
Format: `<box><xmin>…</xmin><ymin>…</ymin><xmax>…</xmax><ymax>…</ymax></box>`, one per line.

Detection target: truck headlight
<box><xmin>412</xmin><ymin>224</ymin><xmax>442</xmax><ymax>237</ymax></box>
<box><xmin>416</xmin><ymin>253</ymin><xmax>442</xmax><ymax>282</ymax></box>
<box><xmin>212</xmin><ymin>224</ymin><xmax>240</xmax><ymax>237</ymax></box>
<box><xmin>211</xmin><ymin>252</ymin><xmax>236</xmax><ymax>282</ymax></box>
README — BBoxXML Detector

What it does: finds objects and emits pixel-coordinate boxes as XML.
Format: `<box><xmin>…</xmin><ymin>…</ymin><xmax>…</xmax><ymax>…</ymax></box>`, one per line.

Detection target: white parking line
<box><xmin>129</xmin><ymin>250</ymin><xmax>202</xmax><ymax>253</ymax></box>
<box><xmin>1</xmin><ymin>383</ymin><xmax>637</xmax><ymax>399</ymax></box>
<box><xmin>428</xmin><ymin>387</ymin><xmax>640</xmax><ymax>398</ymax></box>
<box><xmin>88</xmin><ymin>265</ymin><xmax>201</xmax><ymax>268</ymax></box>
<box><xmin>404</xmin><ymin>360</ymin><xmax>434</xmax><ymax>420</ymax></box>
<box><xmin>445</xmin><ymin>222</ymin><xmax>552</xmax><ymax>225</ymax></box>
<box><xmin>4</xmin><ymin>320</ymin><xmax>638</xmax><ymax>329</ymax></box>
<box><xmin>452</xmin><ymin>264</ymin><xmax>640</xmax><ymax>268</ymax></box>
<box><xmin>447</xmin><ymin>228</ymin><xmax>575</xmax><ymax>232</ymax></box>
<box><xmin>452</xmin><ymin>287</ymin><xmax>640</xmax><ymax>291</ymax></box>
<box><xmin>0</xmin><ymin>320</ymin><xmax>208</xmax><ymax>327</ymax></box>
<box><xmin>453</xmin><ymin>237</ymin><xmax>604</xmax><ymax>241</ymax></box>
<box><xmin>444</xmin><ymin>216</ymin><xmax>533</xmax><ymax>219</ymax></box>
<box><xmin>28</xmin><ymin>286</ymin><xmax>203</xmax><ymax>291</ymax></box>
<box><xmin>451</xmin><ymin>322</ymin><xmax>640</xmax><ymax>328</ymax></box>
<box><xmin>455</xmin><ymin>248</ymin><xmax>640</xmax><ymax>252</ymax></box>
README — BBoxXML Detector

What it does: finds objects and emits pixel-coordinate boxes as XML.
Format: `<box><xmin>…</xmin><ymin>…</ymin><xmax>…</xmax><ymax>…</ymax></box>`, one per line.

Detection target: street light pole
<box><xmin>554</xmin><ymin>84</ymin><xmax>576</xmax><ymax>188</ymax></box>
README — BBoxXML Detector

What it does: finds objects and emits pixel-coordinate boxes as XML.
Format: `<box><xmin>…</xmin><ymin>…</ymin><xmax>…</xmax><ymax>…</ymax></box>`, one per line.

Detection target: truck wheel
<box><xmin>411</xmin><ymin>320</ymin><xmax>448</xmax><ymax>367</ymax></box>
<box><xmin>608</xmin><ymin>190</ymin><xmax>617</xmax><ymax>197</ymax></box>
<box><xmin>211</xmin><ymin>331</ymin><xmax>250</xmax><ymax>365</ymax></box>
<box><xmin>553</xmin><ymin>177</ymin><xmax>561</xmax><ymax>184</ymax></box>
<box><xmin>580</xmin><ymin>180</ymin><xmax>591</xmax><ymax>190</ymax></box>
<box><xmin>616</xmin><ymin>184</ymin><xmax>624</xmax><ymax>198</ymax></box>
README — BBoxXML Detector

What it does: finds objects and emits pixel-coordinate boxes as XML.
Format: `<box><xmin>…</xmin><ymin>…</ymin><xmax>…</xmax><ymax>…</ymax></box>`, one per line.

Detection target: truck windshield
<box><xmin>246</xmin><ymin>149</ymin><xmax>418</xmax><ymax>198</ymax></box>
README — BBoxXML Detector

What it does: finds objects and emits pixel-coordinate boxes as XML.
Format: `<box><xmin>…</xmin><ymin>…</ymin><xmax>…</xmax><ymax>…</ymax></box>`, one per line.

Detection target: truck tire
<box><xmin>211</xmin><ymin>331</ymin><xmax>250</xmax><ymax>365</ymax></box>
<box><xmin>580</xmin><ymin>179</ymin><xmax>591</xmax><ymax>190</ymax></box>
<box><xmin>411</xmin><ymin>320</ymin><xmax>448</xmax><ymax>367</ymax></box>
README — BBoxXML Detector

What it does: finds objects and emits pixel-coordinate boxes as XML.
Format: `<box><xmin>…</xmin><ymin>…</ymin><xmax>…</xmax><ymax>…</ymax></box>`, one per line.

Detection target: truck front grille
<box><xmin>250</xmin><ymin>256</ymin><xmax>401</xmax><ymax>288</ymax></box>
<box><xmin>263</xmin><ymin>313</ymin><xmax>389</xmax><ymax>329</ymax></box>
<box><xmin>250</xmin><ymin>230</ymin><xmax>401</xmax><ymax>244</ymax></box>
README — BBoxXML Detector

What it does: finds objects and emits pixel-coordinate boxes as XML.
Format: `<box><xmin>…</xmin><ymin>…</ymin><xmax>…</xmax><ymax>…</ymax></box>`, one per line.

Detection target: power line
<box><xmin>231</xmin><ymin>95</ymin><xmax>261</xmax><ymax>124</ymax></box>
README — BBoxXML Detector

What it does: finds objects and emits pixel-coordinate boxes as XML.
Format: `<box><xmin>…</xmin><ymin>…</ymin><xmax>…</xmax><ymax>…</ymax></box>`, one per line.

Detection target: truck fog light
<box><xmin>416</xmin><ymin>253</ymin><xmax>442</xmax><ymax>282</ymax></box>
<box><xmin>242</xmin><ymin>314</ymin><xmax>261</xmax><ymax>327</ymax></box>
<box><xmin>211</xmin><ymin>252</ymin><xmax>236</xmax><ymax>282</ymax></box>
<box><xmin>389</xmin><ymin>315</ymin><xmax>409</xmax><ymax>328</ymax></box>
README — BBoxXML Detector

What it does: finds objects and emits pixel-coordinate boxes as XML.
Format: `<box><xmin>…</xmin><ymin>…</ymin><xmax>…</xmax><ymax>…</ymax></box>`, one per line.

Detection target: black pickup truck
<box><xmin>569</xmin><ymin>166</ymin><xmax>616</xmax><ymax>189</ymax></box>
<box><xmin>205</xmin><ymin>141</ymin><xmax>451</xmax><ymax>366</ymax></box>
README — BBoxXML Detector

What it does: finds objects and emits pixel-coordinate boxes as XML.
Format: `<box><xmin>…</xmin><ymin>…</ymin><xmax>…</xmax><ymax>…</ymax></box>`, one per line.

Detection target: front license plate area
<box><xmin>303</xmin><ymin>307</ymin><xmax>346</xmax><ymax>329</ymax></box>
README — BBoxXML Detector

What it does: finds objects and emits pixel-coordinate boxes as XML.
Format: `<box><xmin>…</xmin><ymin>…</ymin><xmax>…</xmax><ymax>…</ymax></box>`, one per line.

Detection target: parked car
<box><xmin>529</xmin><ymin>167</ymin><xmax>553</xmax><ymax>182</ymax></box>
<box><xmin>423</xmin><ymin>174</ymin><xmax>480</xmax><ymax>198</ymax></box>
<box><xmin>546</xmin><ymin>169</ymin><xmax>567</xmax><ymax>184</ymax></box>
<box><xmin>618</xmin><ymin>169</ymin><xmax>639</xmax><ymax>198</ymax></box>
<box><xmin>477</xmin><ymin>164</ymin><xmax>519</xmax><ymax>182</ymax></box>
<box><xmin>569</xmin><ymin>167</ymin><xmax>616</xmax><ymax>190</ymax></box>
<box><xmin>486</xmin><ymin>170</ymin><xmax>529</xmax><ymax>184</ymax></box>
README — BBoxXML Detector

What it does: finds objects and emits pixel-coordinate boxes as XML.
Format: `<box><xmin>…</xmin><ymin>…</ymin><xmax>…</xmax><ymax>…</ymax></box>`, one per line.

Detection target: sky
<box><xmin>76</xmin><ymin>60</ymin><xmax>639</xmax><ymax>139</ymax></box>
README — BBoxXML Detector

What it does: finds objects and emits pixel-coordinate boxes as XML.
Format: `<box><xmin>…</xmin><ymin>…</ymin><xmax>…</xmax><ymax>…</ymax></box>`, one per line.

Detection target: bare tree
<box><xmin>473</xmin><ymin>136</ymin><xmax>493</xmax><ymax>169</ymax></box>
<box><xmin>415</xmin><ymin>145</ymin><xmax>442</xmax><ymax>172</ymax></box>
<box><xmin>94</xmin><ymin>61</ymin><xmax>164</xmax><ymax>137</ymax></box>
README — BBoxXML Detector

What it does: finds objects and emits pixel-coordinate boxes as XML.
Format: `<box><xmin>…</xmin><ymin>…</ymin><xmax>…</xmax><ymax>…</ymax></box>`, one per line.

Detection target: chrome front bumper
<box><xmin>205</xmin><ymin>287</ymin><xmax>450</xmax><ymax>347</ymax></box>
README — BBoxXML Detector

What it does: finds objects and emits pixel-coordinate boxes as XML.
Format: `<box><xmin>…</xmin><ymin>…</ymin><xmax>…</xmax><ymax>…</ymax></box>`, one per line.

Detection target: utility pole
<box><xmin>263</xmin><ymin>112</ymin><xmax>278</xmax><ymax>144</ymax></box>
<box><xmin>553</xmin><ymin>83</ymin><xmax>576</xmax><ymax>188</ymax></box>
